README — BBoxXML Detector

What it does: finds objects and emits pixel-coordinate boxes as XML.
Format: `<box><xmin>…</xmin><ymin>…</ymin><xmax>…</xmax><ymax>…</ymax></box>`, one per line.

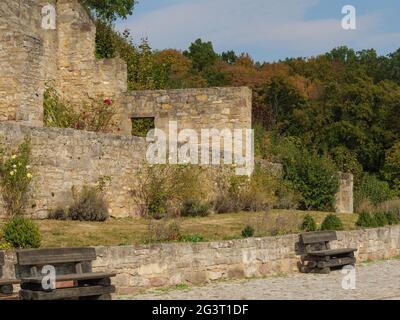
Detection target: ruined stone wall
<box><xmin>53</xmin><ymin>0</ymin><xmax>127</xmax><ymax>105</ymax></box>
<box><xmin>122</xmin><ymin>87</ymin><xmax>252</xmax><ymax>136</ymax></box>
<box><xmin>0</xmin><ymin>0</ymin><xmax>44</xmax><ymax>125</ymax></box>
<box><xmin>0</xmin><ymin>122</ymin><xmax>147</xmax><ymax>218</ymax></box>
<box><xmin>0</xmin><ymin>0</ymin><xmax>127</xmax><ymax>127</ymax></box>
<box><xmin>3</xmin><ymin>225</ymin><xmax>400</xmax><ymax>295</ymax></box>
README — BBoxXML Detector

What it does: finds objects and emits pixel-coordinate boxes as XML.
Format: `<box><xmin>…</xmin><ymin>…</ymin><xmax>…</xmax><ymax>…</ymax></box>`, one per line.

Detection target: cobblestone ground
<box><xmin>119</xmin><ymin>259</ymin><xmax>400</xmax><ymax>300</ymax></box>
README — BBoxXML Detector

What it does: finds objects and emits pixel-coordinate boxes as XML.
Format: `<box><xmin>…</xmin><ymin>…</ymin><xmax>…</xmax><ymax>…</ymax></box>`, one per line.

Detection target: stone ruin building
<box><xmin>0</xmin><ymin>0</ymin><xmax>352</xmax><ymax>218</ymax></box>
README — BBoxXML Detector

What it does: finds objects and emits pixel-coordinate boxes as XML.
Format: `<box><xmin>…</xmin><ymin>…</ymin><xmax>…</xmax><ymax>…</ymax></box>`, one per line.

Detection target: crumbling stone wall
<box><xmin>0</xmin><ymin>0</ymin><xmax>127</xmax><ymax>126</ymax></box>
<box><xmin>0</xmin><ymin>0</ymin><xmax>44</xmax><ymax>125</ymax></box>
<box><xmin>3</xmin><ymin>225</ymin><xmax>399</xmax><ymax>295</ymax></box>
<box><xmin>122</xmin><ymin>87</ymin><xmax>252</xmax><ymax>135</ymax></box>
<box><xmin>0</xmin><ymin>122</ymin><xmax>147</xmax><ymax>218</ymax></box>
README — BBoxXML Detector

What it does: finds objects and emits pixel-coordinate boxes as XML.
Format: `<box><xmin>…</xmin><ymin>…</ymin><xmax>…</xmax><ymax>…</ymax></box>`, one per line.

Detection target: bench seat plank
<box><xmin>21</xmin><ymin>272</ymin><xmax>116</xmax><ymax>284</ymax></box>
<box><xmin>20</xmin><ymin>285</ymin><xmax>115</xmax><ymax>300</ymax></box>
<box><xmin>17</xmin><ymin>248</ymin><xmax>97</xmax><ymax>266</ymax></box>
<box><xmin>308</xmin><ymin>248</ymin><xmax>357</xmax><ymax>256</ymax></box>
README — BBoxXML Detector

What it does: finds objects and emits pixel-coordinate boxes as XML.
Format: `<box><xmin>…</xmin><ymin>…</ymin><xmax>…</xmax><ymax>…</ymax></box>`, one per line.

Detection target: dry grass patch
<box><xmin>0</xmin><ymin>210</ymin><xmax>358</xmax><ymax>248</ymax></box>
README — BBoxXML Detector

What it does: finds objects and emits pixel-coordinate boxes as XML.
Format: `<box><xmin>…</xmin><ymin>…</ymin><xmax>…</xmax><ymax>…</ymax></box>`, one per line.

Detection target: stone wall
<box><xmin>122</xmin><ymin>87</ymin><xmax>252</xmax><ymax>136</ymax></box>
<box><xmin>0</xmin><ymin>0</ymin><xmax>44</xmax><ymax>125</ymax></box>
<box><xmin>0</xmin><ymin>0</ymin><xmax>127</xmax><ymax>127</ymax></box>
<box><xmin>52</xmin><ymin>0</ymin><xmax>127</xmax><ymax>105</ymax></box>
<box><xmin>2</xmin><ymin>225</ymin><xmax>400</xmax><ymax>295</ymax></box>
<box><xmin>0</xmin><ymin>122</ymin><xmax>147</xmax><ymax>218</ymax></box>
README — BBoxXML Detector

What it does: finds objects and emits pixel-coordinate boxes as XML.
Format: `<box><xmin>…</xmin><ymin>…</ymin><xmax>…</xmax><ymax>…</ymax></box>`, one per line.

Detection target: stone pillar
<box><xmin>335</xmin><ymin>172</ymin><xmax>354</xmax><ymax>214</ymax></box>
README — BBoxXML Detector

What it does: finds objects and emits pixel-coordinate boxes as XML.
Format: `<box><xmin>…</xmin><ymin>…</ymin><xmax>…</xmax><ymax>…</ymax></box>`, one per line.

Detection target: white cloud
<box><xmin>118</xmin><ymin>0</ymin><xmax>397</xmax><ymax>61</ymax></box>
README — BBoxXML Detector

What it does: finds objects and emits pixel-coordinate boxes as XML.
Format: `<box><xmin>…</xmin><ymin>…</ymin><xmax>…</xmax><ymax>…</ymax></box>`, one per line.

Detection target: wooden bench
<box><xmin>17</xmin><ymin>247</ymin><xmax>116</xmax><ymax>300</ymax></box>
<box><xmin>0</xmin><ymin>251</ymin><xmax>20</xmax><ymax>300</ymax></box>
<box><xmin>299</xmin><ymin>231</ymin><xmax>357</xmax><ymax>274</ymax></box>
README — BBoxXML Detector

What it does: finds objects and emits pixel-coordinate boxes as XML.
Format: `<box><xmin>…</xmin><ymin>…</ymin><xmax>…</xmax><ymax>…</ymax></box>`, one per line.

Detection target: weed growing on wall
<box><xmin>0</xmin><ymin>137</ymin><xmax>33</xmax><ymax>217</ymax></box>
<box><xmin>43</xmin><ymin>85</ymin><xmax>119</xmax><ymax>133</ymax></box>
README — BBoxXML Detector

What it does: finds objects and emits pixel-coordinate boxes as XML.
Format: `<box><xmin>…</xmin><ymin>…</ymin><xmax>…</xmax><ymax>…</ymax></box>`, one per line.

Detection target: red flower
<box><xmin>103</xmin><ymin>98</ymin><xmax>112</xmax><ymax>106</ymax></box>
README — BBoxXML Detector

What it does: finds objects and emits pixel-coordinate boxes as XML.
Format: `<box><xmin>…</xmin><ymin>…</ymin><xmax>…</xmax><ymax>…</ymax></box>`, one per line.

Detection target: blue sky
<box><xmin>117</xmin><ymin>0</ymin><xmax>400</xmax><ymax>63</ymax></box>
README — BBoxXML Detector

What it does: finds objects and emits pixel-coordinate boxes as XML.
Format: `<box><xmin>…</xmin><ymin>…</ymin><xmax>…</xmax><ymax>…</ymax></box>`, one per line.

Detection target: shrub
<box><xmin>48</xmin><ymin>208</ymin><xmax>69</xmax><ymax>221</ymax></box>
<box><xmin>214</xmin><ymin>165</ymin><xmax>278</xmax><ymax>213</ymax></box>
<box><xmin>2</xmin><ymin>216</ymin><xmax>41</xmax><ymax>249</ymax></box>
<box><xmin>274</xmin><ymin>179</ymin><xmax>300</xmax><ymax>210</ymax></box>
<box><xmin>376</xmin><ymin>199</ymin><xmax>400</xmax><ymax>219</ymax></box>
<box><xmin>145</xmin><ymin>219</ymin><xmax>181</xmax><ymax>243</ymax></box>
<box><xmin>133</xmin><ymin>165</ymin><xmax>209</xmax><ymax>219</ymax></box>
<box><xmin>69</xmin><ymin>186</ymin><xmax>109</xmax><ymax>222</ymax></box>
<box><xmin>278</xmin><ymin>139</ymin><xmax>339</xmax><ymax>211</ymax></box>
<box><xmin>301</xmin><ymin>214</ymin><xmax>317</xmax><ymax>232</ymax></box>
<box><xmin>43</xmin><ymin>85</ymin><xmax>79</xmax><ymax>129</ymax></box>
<box><xmin>320</xmin><ymin>214</ymin><xmax>344</xmax><ymax>231</ymax></box>
<box><xmin>179</xmin><ymin>234</ymin><xmax>206</xmax><ymax>243</ymax></box>
<box><xmin>385</xmin><ymin>212</ymin><xmax>400</xmax><ymax>225</ymax></box>
<box><xmin>181</xmin><ymin>200</ymin><xmax>210</xmax><ymax>217</ymax></box>
<box><xmin>374</xmin><ymin>212</ymin><xmax>388</xmax><ymax>227</ymax></box>
<box><xmin>382</xmin><ymin>142</ymin><xmax>400</xmax><ymax>194</ymax></box>
<box><xmin>148</xmin><ymin>193</ymin><xmax>169</xmax><ymax>220</ymax></box>
<box><xmin>0</xmin><ymin>137</ymin><xmax>33</xmax><ymax>217</ymax></box>
<box><xmin>356</xmin><ymin>211</ymin><xmax>378</xmax><ymax>228</ymax></box>
<box><xmin>354</xmin><ymin>174</ymin><xmax>394</xmax><ymax>210</ymax></box>
<box><xmin>241</xmin><ymin>226</ymin><xmax>255</xmax><ymax>238</ymax></box>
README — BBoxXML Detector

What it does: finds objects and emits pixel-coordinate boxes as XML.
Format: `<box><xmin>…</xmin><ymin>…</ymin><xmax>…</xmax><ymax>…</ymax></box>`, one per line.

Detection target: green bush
<box><xmin>181</xmin><ymin>200</ymin><xmax>210</xmax><ymax>217</ymax></box>
<box><xmin>385</xmin><ymin>212</ymin><xmax>400</xmax><ymax>225</ymax></box>
<box><xmin>134</xmin><ymin>165</ymin><xmax>209</xmax><ymax>219</ymax></box>
<box><xmin>2</xmin><ymin>216</ymin><xmax>41</xmax><ymax>249</ymax></box>
<box><xmin>278</xmin><ymin>139</ymin><xmax>339</xmax><ymax>211</ymax></box>
<box><xmin>377</xmin><ymin>200</ymin><xmax>400</xmax><ymax>219</ymax></box>
<box><xmin>356</xmin><ymin>211</ymin><xmax>378</xmax><ymax>228</ymax></box>
<box><xmin>148</xmin><ymin>193</ymin><xmax>169</xmax><ymax>220</ymax></box>
<box><xmin>301</xmin><ymin>214</ymin><xmax>317</xmax><ymax>232</ymax></box>
<box><xmin>179</xmin><ymin>234</ymin><xmax>206</xmax><ymax>243</ymax></box>
<box><xmin>214</xmin><ymin>165</ymin><xmax>278</xmax><ymax>213</ymax></box>
<box><xmin>374</xmin><ymin>212</ymin><xmax>388</xmax><ymax>227</ymax></box>
<box><xmin>320</xmin><ymin>214</ymin><xmax>344</xmax><ymax>231</ymax></box>
<box><xmin>69</xmin><ymin>187</ymin><xmax>109</xmax><ymax>222</ymax></box>
<box><xmin>354</xmin><ymin>174</ymin><xmax>394</xmax><ymax>210</ymax></box>
<box><xmin>241</xmin><ymin>226</ymin><xmax>255</xmax><ymax>238</ymax></box>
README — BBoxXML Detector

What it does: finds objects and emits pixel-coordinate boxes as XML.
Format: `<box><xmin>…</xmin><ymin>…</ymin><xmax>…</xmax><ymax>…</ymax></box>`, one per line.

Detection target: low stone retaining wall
<box><xmin>3</xmin><ymin>225</ymin><xmax>400</xmax><ymax>295</ymax></box>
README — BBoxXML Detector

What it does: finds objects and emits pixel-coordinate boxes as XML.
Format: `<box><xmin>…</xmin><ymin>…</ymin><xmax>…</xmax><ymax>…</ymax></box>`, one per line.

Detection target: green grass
<box><xmin>0</xmin><ymin>210</ymin><xmax>359</xmax><ymax>248</ymax></box>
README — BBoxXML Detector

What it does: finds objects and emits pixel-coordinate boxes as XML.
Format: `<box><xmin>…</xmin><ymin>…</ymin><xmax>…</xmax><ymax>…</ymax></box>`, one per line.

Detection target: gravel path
<box><xmin>119</xmin><ymin>259</ymin><xmax>400</xmax><ymax>300</ymax></box>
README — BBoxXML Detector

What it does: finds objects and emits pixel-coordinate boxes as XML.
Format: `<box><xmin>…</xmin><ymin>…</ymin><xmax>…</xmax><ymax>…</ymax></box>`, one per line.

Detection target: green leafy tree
<box><xmin>221</xmin><ymin>50</ymin><xmax>238</xmax><ymax>65</ymax></box>
<box><xmin>184</xmin><ymin>39</ymin><xmax>218</xmax><ymax>73</ymax></box>
<box><xmin>82</xmin><ymin>0</ymin><xmax>136</xmax><ymax>22</ymax></box>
